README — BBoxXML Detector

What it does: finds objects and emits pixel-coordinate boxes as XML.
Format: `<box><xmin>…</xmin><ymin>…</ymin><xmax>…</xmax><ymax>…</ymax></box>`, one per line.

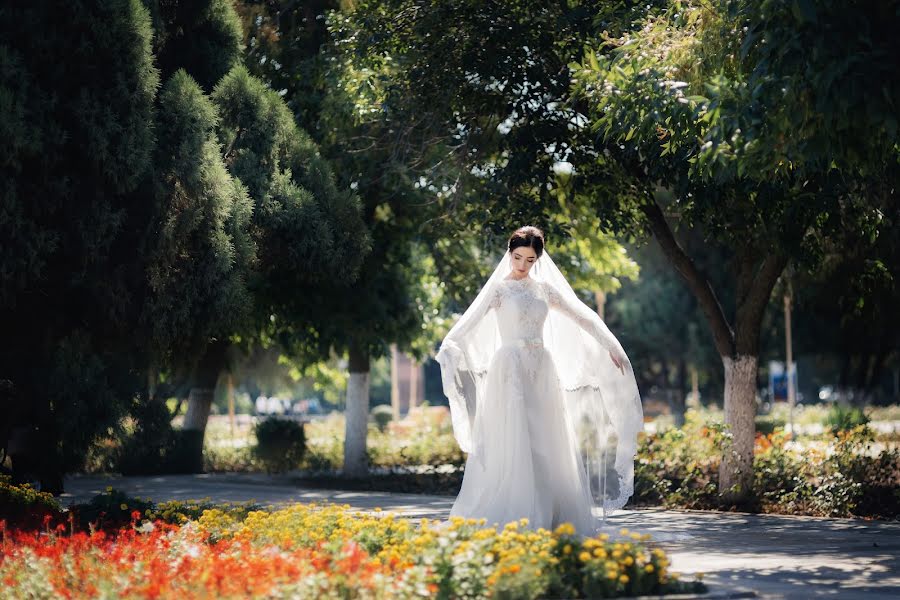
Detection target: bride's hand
<box><xmin>609</xmin><ymin>350</ymin><xmax>625</xmax><ymax>374</ymax></box>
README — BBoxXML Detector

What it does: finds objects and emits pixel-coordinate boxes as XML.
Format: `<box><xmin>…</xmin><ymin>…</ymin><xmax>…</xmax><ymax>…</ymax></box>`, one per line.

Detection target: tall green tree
<box><xmin>238</xmin><ymin>1</ymin><xmax>499</xmax><ymax>477</ymax></box>
<box><xmin>338</xmin><ymin>0</ymin><xmax>898</xmax><ymax>500</ymax></box>
<box><xmin>139</xmin><ymin>0</ymin><xmax>369</xmax><ymax>472</ymax></box>
<box><xmin>571</xmin><ymin>0</ymin><xmax>898</xmax><ymax>498</ymax></box>
<box><xmin>0</xmin><ymin>0</ymin><xmax>160</xmax><ymax>491</ymax></box>
<box><xmin>144</xmin><ymin>0</ymin><xmax>244</xmax><ymax>92</ymax></box>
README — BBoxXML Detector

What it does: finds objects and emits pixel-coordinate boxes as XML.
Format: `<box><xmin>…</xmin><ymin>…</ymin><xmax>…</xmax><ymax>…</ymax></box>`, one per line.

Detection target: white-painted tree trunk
<box><xmin>343</xmin><ymin>370</ymin><xmax>370</xmax><ymax>477</ymax></box>
<box><xmin>183</xmin><ymin>388</ymin><xmax>214</xmax><ymax>432</ymax></box>
<box><xmin>719</xmin><ymin>355</ymin><xmax>758</xmax><ymax>501</ymax></box>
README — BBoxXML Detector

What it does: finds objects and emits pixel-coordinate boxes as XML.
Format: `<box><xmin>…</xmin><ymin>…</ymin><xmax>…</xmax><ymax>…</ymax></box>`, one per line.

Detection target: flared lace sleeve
<box><xmin>544</xmin><ymin>283</ymin><xmax>624</xmax><ymax>360</ymax></box>
<box><xmin>435</xmin><ymin>280</ymin><xmax>503</xmax><ymax>454</ymax></box>
<box><xmin>443</xmin><ymin>283</ymin><xmax>502</xmax><ymax>347</ymax></box>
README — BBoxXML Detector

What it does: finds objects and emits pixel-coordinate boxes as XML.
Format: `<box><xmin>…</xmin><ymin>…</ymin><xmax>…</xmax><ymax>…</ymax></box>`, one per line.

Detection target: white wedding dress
<box><xmin>436</xmin><ymin>252</ymin><xmax>644</xmax><ymax>537</ymax></box>
<box><xmin>448</xmin><ymin>276</ymin><xmax>598</xmax><ymax>533</ymax></box>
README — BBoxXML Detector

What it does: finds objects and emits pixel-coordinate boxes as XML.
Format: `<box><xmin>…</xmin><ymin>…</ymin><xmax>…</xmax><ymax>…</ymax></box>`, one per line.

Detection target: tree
<box><xmin>144</xmin><ymin>0</ymin><xmax>244</xmax><ymax>92</ymax></box>
<box><xmin>0</xmin><ymin>0</ymin><xmax>160</xmax><ymax>490</ymax></box>
<box><xmin>131</xmin><ymin>69</ymin><xmax>257</xmax><ymax>472</ymax></box>
<box><xmin>571</xmin><ymin>0</ymin><xmax>898</xmax><ymax>498</ymax></box>
<box><xmin>0</xmin><ymin>0</ymin><xmax>369</xmax><ymax>484</ymax></box>
<box><xmin>336</xmin><ymin>0</ymin><xmax>898</xmax><ymax>500</ymax></box>
<box><xmin>141</xmin><ymin>0</ymin><xmax>369</xmax><ymax>472</ymax></box>
<box><xmin>608</xmin><ymin>232</ymin><xmax>728</xmax><ymax>426</ymax></box>
<box><xmin>236</xmin><ymin>1</ymin><xmax>448</xmax><ymax>478</ymax></box>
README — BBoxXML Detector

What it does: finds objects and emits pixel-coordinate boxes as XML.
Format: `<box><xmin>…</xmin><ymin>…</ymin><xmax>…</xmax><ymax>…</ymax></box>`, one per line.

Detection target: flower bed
<box><xmin>0</xmin><ymin>487</ymin><xmax>705</xmax><ymax>599</ymax></box>
<box><xmin>635</xmin><ymin>413</ymin><xmax>900</xmax><ymax>519</ymax></box>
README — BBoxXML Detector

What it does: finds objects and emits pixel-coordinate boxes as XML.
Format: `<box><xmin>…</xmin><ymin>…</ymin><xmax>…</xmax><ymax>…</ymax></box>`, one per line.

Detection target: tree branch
<box><xmin>640</xmin><ymin>199</ymin><xmax>736</xmax><ymax>358</ymax></box>
<box><xmin>734</xmin><ymin>252</ymin><xmax>787</xmax><ymax>355</ymax></box>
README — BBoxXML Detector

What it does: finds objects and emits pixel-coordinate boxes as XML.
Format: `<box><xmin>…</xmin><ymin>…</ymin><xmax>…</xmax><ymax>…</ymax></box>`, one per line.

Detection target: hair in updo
<box><xmin>507</xmin><ymin>226</ymin><xmax>545</xmax><ymax>258</ymax></box>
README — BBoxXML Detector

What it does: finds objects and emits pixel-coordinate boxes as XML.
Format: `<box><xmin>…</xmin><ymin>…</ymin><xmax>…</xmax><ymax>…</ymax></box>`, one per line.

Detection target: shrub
<box><xmin>633</xmin><ymin>411</ymin><xmax>726</xmax><ymax>509</ymax></box>
<box><xmin>371</xmin><ymin>404</ymin><xmax>393</xmax><ymax>433</ymax></box>
<box><xmin>253</xmin><ymin>417</ymin><xmax>306</xmax><ymax>473</ymax></box>
<box><xmin>824</xmin><ymin>404</ymin><xmax>869</xmax><ymax>433</ymax></box>
<box><xmin>0</xmin><ymin>474</ymin><xmax>63</xmax><ymax>529</ymax></box>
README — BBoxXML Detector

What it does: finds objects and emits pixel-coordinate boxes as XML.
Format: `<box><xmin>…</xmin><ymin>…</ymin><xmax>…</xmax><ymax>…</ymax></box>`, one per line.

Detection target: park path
<box><xmin>63</xmin><ymin>473</ymin><xmax>900</xmax><ymax>600</ymax></box>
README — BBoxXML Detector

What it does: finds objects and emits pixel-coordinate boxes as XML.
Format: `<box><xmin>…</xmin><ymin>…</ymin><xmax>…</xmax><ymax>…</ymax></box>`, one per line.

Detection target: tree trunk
<box><xmin>719</xmin><ymin>354</ymin><xmax>758</xmax><ymax>503</ymax></box>
<box><xmin>343</xmin><ymin>342</ymin><xmax>370</xmax><ymax>478</ymax></box>
<box><xmin>183</xmin><ymin>388</ymin><xmax>214</xmax><ymax>431</ymax></box>
<box><xmin>182</xmin><ymin>340</ymin><xmax>228</xmax><ymax>473</ymax></box>
<box><xmin>639</xmin><ymin>197</ymin><xmax>785</xmax><ymax>503</ymax></box>
<box><xmin>671</xmin><ymin>358</ymin><xmax>687</xmax><ymax>427</ymax></box>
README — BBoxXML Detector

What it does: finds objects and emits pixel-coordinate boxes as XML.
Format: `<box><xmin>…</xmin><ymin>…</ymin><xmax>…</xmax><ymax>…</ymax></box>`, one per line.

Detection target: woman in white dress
<box><xmin>435</xmin><ymin>226</ymin><xmax>643</xmax><ymax>536</ymax></box>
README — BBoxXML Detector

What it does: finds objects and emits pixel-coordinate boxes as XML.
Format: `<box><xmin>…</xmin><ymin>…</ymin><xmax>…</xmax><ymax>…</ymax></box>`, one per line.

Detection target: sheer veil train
<box><xmin>436</xmin><ymin>246</ymin><xmax>693</xmax><ymax>543</ymax></box>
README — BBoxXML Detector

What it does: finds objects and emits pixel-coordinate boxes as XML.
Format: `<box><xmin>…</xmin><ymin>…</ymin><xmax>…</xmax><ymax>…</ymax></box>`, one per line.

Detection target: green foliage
<box><xmin>754</xmin><ymin>426</ymin><xmax>899</xmax><ymax>518</ymax></box>
<box><xmin>209</xmin><ymin>65</ymin><xmax>370</xmax><ymax>362</ymax></box>
<box><xmin>74</xmin><ymin>486</ymin><xmax>156</xmax><ymax>530</ymax></box>
<box><xmin>144</xmin><ymin>0</ymin><xmax>244</xmax><ymax>91</ymax></box>
<box><xmin>371</xmin><ymin>404</ymin><xmax>393</xmax><ymax>433</ymax></box>
<box><xmin>824</xmin><ymin>405</ymin><xmax>870</xmax><ymax>434</ymax></box>
<box><xmin>253</xmin><ymin>417</ymin><xmax>307</xmax><ymax>473</ymax></box>
<box><xmin>144</xmin><ymin>69</ymin><xmax>255</xmax><ymax>366</ymax></box>
<box><xmin>636</xmin><ymin>413</ymin><xmax>899</xmax><ymax>518</ymax></box>
<box><xmin>0</xmin><ymin>0</ymin><xmax>162</xmax><ymax>485</ymax></box>
<box><xmin>634</xmin><ymin>412</ymin><xmax>728</xmax><ymax>509</ymax></box>
<box><xmin>0</xmin><ymin>475</ymin><xmax>63</xmax><ymax>529</ymax></box>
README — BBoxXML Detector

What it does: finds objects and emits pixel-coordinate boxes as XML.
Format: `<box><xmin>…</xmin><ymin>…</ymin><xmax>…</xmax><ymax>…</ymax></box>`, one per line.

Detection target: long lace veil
<box><xmin>436</xmin><ymin>250</ymin><xmax>644</xmax><ymax>515</ymax></box>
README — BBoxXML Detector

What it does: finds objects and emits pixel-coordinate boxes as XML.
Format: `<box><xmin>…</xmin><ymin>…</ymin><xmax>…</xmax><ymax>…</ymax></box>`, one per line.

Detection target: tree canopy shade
<box><xmin>144</xmin><ymin>0</ymin><xmax>244</xmax><ymax>92</ymax></box>
<box><xmin>0</xmin><ymin>0</ymin><xmax>161</xmax><ymax>490</ymax></box>
<box><xmin>212</xmin><ymin>65</ymin><xmax>369</xmax><ymax>302</ymax></box>
<box><xmin>144</xmin><ymin>69</ymin><xmax>255</xmax><ymax>368</ymax></box>
<box><xmin>0</xmin><ymin>0</ymin><xmax>370</xmax><ymax>485</ymax></box>
<box><xmin>338</xmin><ymin>0</ymin><xmax>899</xmax><ymax>499</ymax></box>
<box><xmin>149</xmin><ymin>8</ymin><xmax>370</xmax><ymax>469</ymax></box>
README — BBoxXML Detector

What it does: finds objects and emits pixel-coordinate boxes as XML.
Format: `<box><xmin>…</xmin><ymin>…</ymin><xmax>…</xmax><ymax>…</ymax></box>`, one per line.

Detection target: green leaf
<box><xmin>791</xmin><ymin>0</ymin><xmax>817</xmax><ymax>24</ymax></box>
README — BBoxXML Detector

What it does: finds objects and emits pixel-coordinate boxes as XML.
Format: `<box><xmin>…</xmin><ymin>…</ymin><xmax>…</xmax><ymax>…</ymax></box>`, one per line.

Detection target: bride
<box><xmin>436</xmin><ymin>226</ymin><xmax>643</xmax><ymax>536</ymax></box>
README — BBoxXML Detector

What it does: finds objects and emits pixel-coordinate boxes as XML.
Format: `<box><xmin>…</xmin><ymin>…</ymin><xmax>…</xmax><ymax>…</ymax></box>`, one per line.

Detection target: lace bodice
<box><xmin>450</xmin><ymin>276</ymin><xmax>615</xmax><ymax>352</ymax></box>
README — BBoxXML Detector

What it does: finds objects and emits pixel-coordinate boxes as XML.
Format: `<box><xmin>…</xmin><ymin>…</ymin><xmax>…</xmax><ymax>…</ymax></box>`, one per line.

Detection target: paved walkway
<box><xmin>63</xmin><ymin>473</ymin><xmax>900</xmax><ymax>599</ymax></box>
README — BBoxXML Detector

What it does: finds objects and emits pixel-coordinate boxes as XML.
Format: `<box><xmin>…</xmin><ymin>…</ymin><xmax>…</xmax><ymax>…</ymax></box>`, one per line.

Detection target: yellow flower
<box><xmin>119</xmin><ymin>503</ymin><xmax>128</xmax><ymax>510</ymax></box>
<box><xmin>563</xmin><ymin>544</ymin><xmax>572</xmax><ymax>555</ymax></box>
<box><xmin>593</xmin><ymin>548</ymin><xmax>607</xmax><ymax>558</ymax></box>
<box><xmin>645</xmin><ymin>564</ymin><xmax>655</xmax><ymax>573</ymax></box>
<box><xmin>619</xmin><ymin>528</ymin><xmax>630</xmax><ymax>536</ymax></box>
<box><xmin>619</xmin><ymin>574</ymin><xmax>630</xmax><ymax>584</ymax></box>
<box><xmin>624</xmin><ymin>556</ymin><xmax>634</xmax><ymax>566</ymax></box>
<box><xmin>579</xmin><ymin>551</ymin><xmax>592</xmax><ymax>562</ymax></box>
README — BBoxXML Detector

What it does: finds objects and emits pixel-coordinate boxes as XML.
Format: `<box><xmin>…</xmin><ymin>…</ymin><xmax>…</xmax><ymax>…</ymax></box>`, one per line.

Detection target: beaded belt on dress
<box><xmin>506</xmin><ymin>338</ymin><xmax>543</xmax><ymax>349</ymax></box>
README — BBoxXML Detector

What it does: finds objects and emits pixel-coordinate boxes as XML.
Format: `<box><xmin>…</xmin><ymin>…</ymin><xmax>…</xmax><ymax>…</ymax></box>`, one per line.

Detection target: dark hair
<box><xmin>507</xmin><ymin>226</ymin><xmax>545</xmax><ymax>258</ymax></box>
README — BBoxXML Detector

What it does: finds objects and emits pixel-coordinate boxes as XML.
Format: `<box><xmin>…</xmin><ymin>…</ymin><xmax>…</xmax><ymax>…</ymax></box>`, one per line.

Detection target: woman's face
<box><xmin>509</xmin><ymin>246</ymin><xmax>538</xmax><ymax>278</ymax></box>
